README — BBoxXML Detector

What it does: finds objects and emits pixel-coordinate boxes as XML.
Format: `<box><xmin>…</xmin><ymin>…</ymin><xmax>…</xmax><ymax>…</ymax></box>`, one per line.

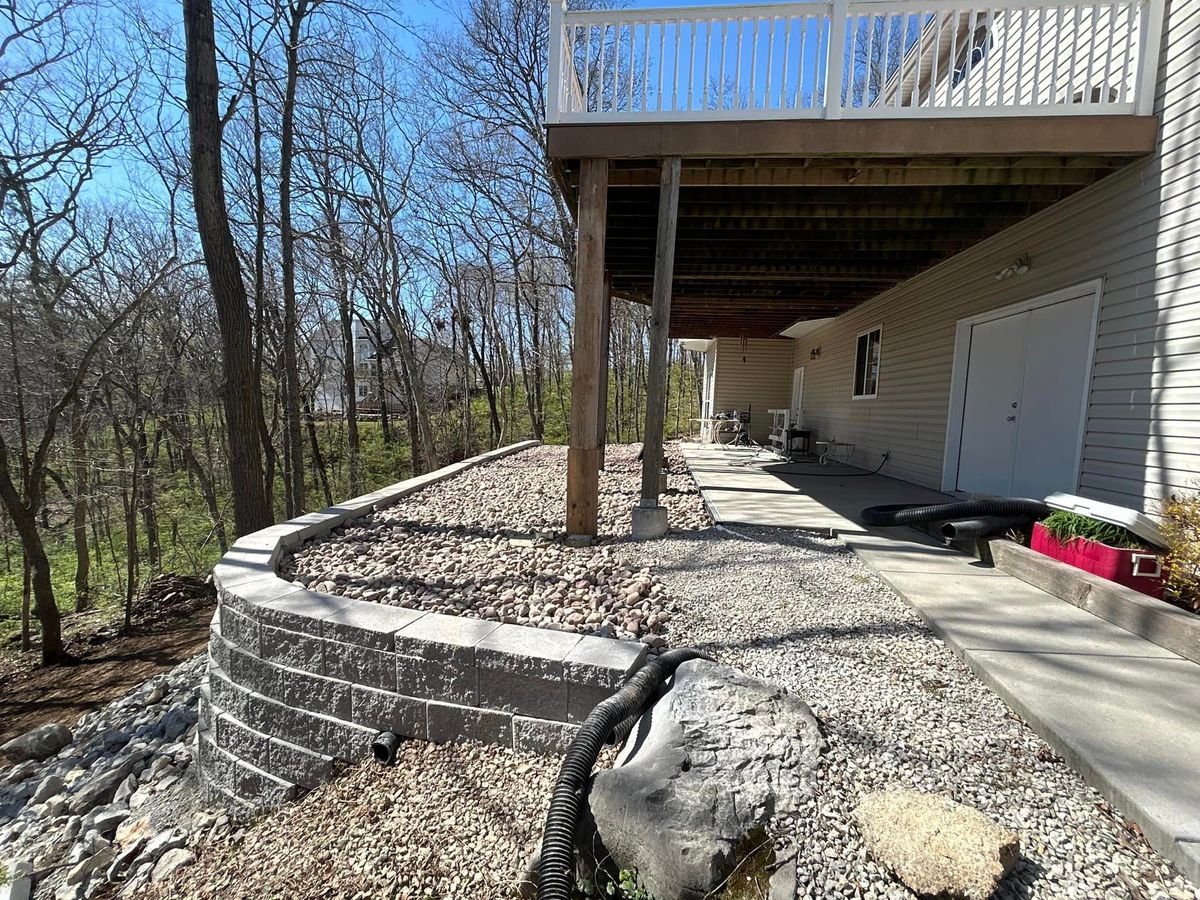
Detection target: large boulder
<box><xmin>586</xmin><ymin>660</ymin><xmax>823</xmax><ymax>900</ymax></box>
<box><xmin>1</xmin><ymin>725</ymin><xmax>72</xmax><ymax>764</ymax></box>
<box><xmin>854</xmin><ymin>788</ymin><xmax>1020</xmax><ymax>899</ymax></box>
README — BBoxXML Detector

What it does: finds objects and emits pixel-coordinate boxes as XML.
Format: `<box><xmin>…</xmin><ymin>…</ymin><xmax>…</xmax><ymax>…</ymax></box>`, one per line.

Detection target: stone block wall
<box><xmin>198</xmin><ymin>441</ymin><xmax>647</xmax><ymax>811</ymax></box>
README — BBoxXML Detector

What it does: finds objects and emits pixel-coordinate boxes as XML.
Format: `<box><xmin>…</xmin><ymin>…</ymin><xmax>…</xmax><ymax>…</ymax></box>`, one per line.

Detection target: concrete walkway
<box><xmin>681</xmin><ymin>443</ymin><xmax>951</xmax><ymax>534</ymax></box>
<box><xmin>680</xmin><ymin>448</ymin><xmax>1200</xmax><ymax>885</ymax></box>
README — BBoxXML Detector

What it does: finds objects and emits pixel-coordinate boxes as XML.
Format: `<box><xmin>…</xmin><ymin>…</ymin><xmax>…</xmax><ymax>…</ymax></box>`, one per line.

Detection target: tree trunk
<box><xmin>183</xmin><ymin>0</ymin><xmax>273</xmax><ymax>536</ymax></box>
<box><xmin>278</xmin><ymin>0</ymin><xmax>308</xmax><ymax>518</ymax></box>
<box><xmin>70</xmin><ymin>401</ymin><xmax>90</xmax><ymax>611</ymax></box>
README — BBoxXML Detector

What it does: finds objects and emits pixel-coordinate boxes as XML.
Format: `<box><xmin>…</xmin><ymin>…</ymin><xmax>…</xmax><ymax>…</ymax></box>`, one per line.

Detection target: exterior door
<box><xmin>956</xmin><ymin>313</ymin><xmax>1029</xmax><ymax>495</ymax></box>
<box><xmin>955</xmin><ymin>290</ymin><xmax>1095</xmax><ymax>497</ymax></box>
<box><xmin>791</xmin><ymin>367</ymin><xmax>805</xmax><ymax>426</ymax></box>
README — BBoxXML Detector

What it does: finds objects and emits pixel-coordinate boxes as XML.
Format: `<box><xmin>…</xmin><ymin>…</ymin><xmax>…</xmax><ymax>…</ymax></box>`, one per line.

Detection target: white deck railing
<box><xmin>546</xmin><ymin>0</ymin><xmax>1164</xmax><ymax>123</ymax></box>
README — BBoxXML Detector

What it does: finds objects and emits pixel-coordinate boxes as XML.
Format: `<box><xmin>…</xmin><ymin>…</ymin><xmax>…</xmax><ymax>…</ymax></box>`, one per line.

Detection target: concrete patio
<box><xmin>678</xmin><ymin>445</ymin><xmax>1200</xmax><ymax>885</ymax></box>
<box><xmin>680</xmin><ymin>443</ymin><xmax>951</xmax><ymax>535</ymax></box>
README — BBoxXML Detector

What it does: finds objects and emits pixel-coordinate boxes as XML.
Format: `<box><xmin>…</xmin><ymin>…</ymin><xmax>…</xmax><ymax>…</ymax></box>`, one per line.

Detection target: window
<box><xmin>853</xmin><ymin>326</ymin><xmax>882</xmax><ymax>399</ymax></box>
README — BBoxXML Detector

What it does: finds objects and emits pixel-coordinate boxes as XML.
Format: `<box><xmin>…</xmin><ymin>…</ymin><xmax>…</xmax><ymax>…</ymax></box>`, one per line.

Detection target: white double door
<box><xmin>955</xmin><ymin>289</ymin><xmax>1097</xmax><ymax>499</ymax></box>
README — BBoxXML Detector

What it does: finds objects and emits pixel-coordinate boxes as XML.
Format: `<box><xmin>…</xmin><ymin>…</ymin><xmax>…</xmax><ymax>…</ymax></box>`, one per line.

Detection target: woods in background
<box><xmin>0</xmin><ymin>0</ymin><xmax>702</xmax><ymax>663</ymax></box>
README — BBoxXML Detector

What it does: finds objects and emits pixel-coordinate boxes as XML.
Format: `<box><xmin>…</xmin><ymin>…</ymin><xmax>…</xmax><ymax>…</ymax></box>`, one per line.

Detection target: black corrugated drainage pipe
<box><xmin>861</xmin><ymin>498</ymin><xmax>1052</xmax><ymax>528</ymax></box>
<box><xmin>941</xmin><ymin>515</ymin><xmax>1034</xmax><ymax>541</ymax></box>
<box><xmin>537</xmin><ymin>647</ymin><xmax>711</xmax><ymax>900</ymax></box>
<box><xmin>371</xmin><ymin>731</ymin><xmax>402</xmax><ymax>766</ymax></box>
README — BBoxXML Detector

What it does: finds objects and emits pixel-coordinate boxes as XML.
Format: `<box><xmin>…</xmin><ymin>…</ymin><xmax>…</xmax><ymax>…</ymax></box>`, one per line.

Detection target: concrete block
<box><xmin>479</xmin><ymin>667</ymin><xmax>568</xmax><ymax>720</ymax></box>
<box><xmin>228</xmin><ymin>753</ymin><xmax>297</xmax><ymax>807</ymax></box>
<box><xmin>567</xmin><ymin>682</ymin><xmax>616</xmax><ymax>725</ymax></box>
<box><xmin>279</xmin><ymin>666</ymin><xmax>352</xmax><ymax>720</ymax></box>
<box><xmin>230</xmin><ymin>524</ymin><xmax>307</xmax><ymax>565</ymax></box>
<box><xmin>427</xmin><ymin>701</ymin><xmax>513</xmax><ymax>747</ymax></box>
<box><xmin>394</xmin><ymin>614</ymin><xmax>501</xmax><ymax>662</ymax></box>
<box><xmin>212</xmin><ymin>548</ymin><xmax>275</xmax><ymax>591</ymax></box>
<box><xmin>229</xmin><ymin>648</ymin><xmax>284</xmax><ymax>700</ymax></box>
<box><xmin>214</xmin><ymin>712</ymin><xmax>270</xmax><ymax>767</ymax></box>
<box><xmin>252</xmin><ymin>588</ymin><xmax>353</xmax><ymax>636</ymax></box>
<box><xmin>325</xmin><ymin>640</ymin><xmax>397</xmax><ymax>691</ymax></box>
<box><xmin>267</xmin><ymin>737</ymin><xmax>334</xmax><ymax>790</ymax></box>
<box><xmin>350</xmin><ymin>685</ymin><xmax>427</xmax><ymax>740</ymax></box>
<box><xmin>208</xmin><ymin>668</ymin><xmax>254</xmax><ymax>722</ymax></box>
<box><xmin>476</xmin><ymin>623</ymin><xmax>581</xmax><ymax>679</ymax></box>
<box><xmin>324</xmin><ymin>717</ymin><xmax>377</xmax><ymax>762</ymax></box>
<box><xmin>321</xmin><ymin>602</ymin><xmax>424</xmax><ymax>651</ymax></box>
<box><xmin>208</xmin><ymin>628</ymin><xmax>233</xmax><ymax>674</ymax></box>
<box><xmin>219</xmin><ymin>607</ymin><xmax>260</xmax><ymax>656</ymax></box>
<box><xmin>259</xmin><ymin>624</ymin><xmax>324</xmax><ymax>675</ymax></box>
<box><xmin>396</xmin><ymin>654</ymin><xmax>476</xmax><ymax>705</ymax></box>
<box><xmin>513</xmin><ymin>716</ymin><xmax>577</xmax><ymax>755</ymax></box>
<box><xmin>245</xmin><ymin>693</ymin><xmax>327</xmax><ymax>754</ymax></box>
<box><xmin>630</xmin><ymin>503</ymin><xmax>670</xmax><ymax>539</ymax></box>
<box><xmin>564</xmin><ymin>636</ymin><xmax>647</xmax><ymax>689</ymax></box>
<box><xmin>198</xmin><ymin>691</ymin><xmax>212</xmax><ymax>731</ymax></box>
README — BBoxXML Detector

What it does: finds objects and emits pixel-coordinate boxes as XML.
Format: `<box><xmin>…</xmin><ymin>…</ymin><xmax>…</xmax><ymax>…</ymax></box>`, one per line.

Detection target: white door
<box><xmin>790</xmin><ymin>367</ymin><xmax>805</xmax><ymax>426</ymax></box>
<box><xmin>955</xmin><ymin>290</ymin><xmax>1096</xmax><ymax>497</ymax></box>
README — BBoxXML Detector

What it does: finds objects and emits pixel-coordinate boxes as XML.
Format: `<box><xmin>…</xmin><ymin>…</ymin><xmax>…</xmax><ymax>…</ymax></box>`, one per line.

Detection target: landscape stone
<box><xmin>1</xmin><ymin>725</ymin><xmax>72</xmax><ymax>764</ymax></box>
<box><xmin>150</xmin><ymin>847</ymin><xmax>195</xmax><ymax>882</ymax></box>
<box><xmin>854</xmin><ymin>788</ymin><xmax>1020</xmax><ymax>900</ymax></box>
<box><xmin>586</xmin><ymin>660</ymin><xmax>824</xmax><ymax>900</ymax></box>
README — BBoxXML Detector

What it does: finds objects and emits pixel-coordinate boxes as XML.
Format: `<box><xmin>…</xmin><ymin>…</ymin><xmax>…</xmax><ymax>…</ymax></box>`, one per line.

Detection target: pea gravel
<box><xmin>142</xmin><ymin>741</ymin><xmax>559</xmax><ymax>900</ymax></box>
<box><xmin>653</xmin><ymin>525</ymin><xmax>1200</xmax><ymax>900</ymax></box>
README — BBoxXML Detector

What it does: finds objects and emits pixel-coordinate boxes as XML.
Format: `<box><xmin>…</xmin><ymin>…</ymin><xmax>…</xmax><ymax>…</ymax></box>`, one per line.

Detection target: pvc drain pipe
<box><xmin>371</xmin><ymin>731</ymin><xmax>402</xmax><ymax>766</ymax></box>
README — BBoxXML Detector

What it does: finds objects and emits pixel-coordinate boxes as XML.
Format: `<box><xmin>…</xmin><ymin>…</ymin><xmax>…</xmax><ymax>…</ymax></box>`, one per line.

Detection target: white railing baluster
<box><xmin>548</xmin><ymin>0</ymin><xmax>1157</xmax><ymax>122</ymax></box>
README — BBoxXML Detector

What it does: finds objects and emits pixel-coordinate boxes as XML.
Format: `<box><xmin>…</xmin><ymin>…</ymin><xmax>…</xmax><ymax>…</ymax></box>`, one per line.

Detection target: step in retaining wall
<box><xmin>197</xmin><ymin>441</ymin><xmax>647</xmax><ymax>812</ymax></box>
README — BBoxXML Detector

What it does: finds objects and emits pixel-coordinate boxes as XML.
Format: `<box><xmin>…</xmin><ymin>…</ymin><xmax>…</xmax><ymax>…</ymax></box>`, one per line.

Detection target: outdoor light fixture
<box><xmin>810</xmin><ymin>346</ymin><xmax>822</xmax><ymax>359</ymax></box>
<box><xmin>994</xmin><ymin>254</ymin><xmax>1031</xmax><ymax>281</ymax></box>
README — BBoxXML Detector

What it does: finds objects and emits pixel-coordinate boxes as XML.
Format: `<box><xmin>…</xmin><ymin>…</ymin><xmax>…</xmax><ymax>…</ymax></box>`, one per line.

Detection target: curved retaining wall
<box><xmin>197</xmin><ymin>441</ymin><xmax>647</xmax><ymax>812</ymax></box>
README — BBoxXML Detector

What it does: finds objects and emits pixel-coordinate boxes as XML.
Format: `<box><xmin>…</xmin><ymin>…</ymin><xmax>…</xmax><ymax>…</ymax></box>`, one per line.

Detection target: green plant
<box><xmin>587</xmin><ymin>868</ymin><xmax>652</xmax><ymax>900</ymax></box>
<box><xmin>1161</xmin><ymin>494</ymin><xmax>1200</xmax><ymax>612</ymax></box>
<box><xmin>1039</xmin><ymin>511</ymin><xmax>1147</xmax><ymax>550</ymax></box>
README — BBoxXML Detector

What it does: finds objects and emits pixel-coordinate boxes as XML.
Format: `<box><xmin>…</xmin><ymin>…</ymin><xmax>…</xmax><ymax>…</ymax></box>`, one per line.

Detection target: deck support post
<box><xmin>633</xmin><ymin>156</ymin><xmax>681</xmax><ymax>540</ymax></box>
<box><xmin>567</xmin><ymin>157</ymin><xmax>608</xmax><ymax>540</ymax></box>
<box><xmin>597</xmin><ymin>277</ymin><xmax>611</xmax><ymax>470</ymax></box>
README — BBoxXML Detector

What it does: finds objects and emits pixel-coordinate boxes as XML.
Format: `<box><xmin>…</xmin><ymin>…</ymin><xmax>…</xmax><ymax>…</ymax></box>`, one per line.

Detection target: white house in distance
<box><xmin>545</xmin><ymin>0</ymin><xmax>1191</xmax><ymax>519</ymax></box>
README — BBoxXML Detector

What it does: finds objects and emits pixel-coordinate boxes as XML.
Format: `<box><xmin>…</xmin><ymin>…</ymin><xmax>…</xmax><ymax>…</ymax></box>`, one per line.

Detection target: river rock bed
<box><xmin>655</xmin><ymin>526</ymin><xmax>1199</xmax><ymax>900</ymax></box>
<box><xmin>281</xmin><ymin>443</ymin><xmax>710</xmax><ymax>643</ymax></box>
<box><xmin>0</xmin><ymin>655</ymin><xmax>226</xmax><ymax>900</ymax></box>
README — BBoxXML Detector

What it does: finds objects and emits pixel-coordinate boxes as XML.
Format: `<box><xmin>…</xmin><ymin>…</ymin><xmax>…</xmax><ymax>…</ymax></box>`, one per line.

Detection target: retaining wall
<box><xmin>197</xmin><ymin>441</ymin><xmax>647</xmax><ymax>811</ymax></box>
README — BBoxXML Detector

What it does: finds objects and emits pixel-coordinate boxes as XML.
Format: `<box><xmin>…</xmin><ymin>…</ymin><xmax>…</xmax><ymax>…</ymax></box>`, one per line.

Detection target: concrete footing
<box><xmin>631</xmin><ymin>503</ymin><xmax>669</xmax><ymax>539</ymax></box>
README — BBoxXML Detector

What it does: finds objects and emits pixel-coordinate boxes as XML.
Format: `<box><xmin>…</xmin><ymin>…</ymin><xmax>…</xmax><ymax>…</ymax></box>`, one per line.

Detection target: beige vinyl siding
<box><xmin>712</xmin><ymin>338</ymin><xmax>793</xmax><ymax>443</ymax></box>
<box><xmin>794</xmin><ymin>5</ymin><xmax>1199</xmax><ymax>514</ymax></box>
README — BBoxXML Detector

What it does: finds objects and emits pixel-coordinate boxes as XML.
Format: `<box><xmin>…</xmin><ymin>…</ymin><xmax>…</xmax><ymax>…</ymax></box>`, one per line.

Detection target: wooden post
<box><xmin>639</xmin><ymin>156</ymin><xmax>681</xmax><ymax>506</ymax></box>
<box><xmin>567</xmin><ymin>158</ymin><xmax>608</xmax><ymax>538</ymax></box>
<box><xmin>597</xmin><ymin>278</ymin><xmax>611</xmax><ymax>470</ymax></box>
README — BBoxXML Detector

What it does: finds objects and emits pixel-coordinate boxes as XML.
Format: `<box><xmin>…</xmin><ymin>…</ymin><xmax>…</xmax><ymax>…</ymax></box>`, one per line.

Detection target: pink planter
<box><xmin>1031</xmin><ymin>522</ymin><xmax>1165</xmax><ymax>599</ymax></box>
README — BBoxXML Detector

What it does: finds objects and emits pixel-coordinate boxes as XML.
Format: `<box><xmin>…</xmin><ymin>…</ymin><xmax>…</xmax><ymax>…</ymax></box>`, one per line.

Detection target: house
<box><xmin>310</xmin><ymin>319</ymin><xmax>470</xmax><ymax>416</ymax></box>
<box><xmin>544</xmin><ymin>0</ymin><xmax>1191</xmax><ymax>535</ymax></box>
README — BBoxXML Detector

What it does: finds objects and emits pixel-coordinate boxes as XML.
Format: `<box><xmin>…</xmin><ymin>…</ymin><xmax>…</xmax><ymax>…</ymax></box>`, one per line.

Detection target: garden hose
<box><xmin>537</xmin><ymin>647</ymin><xmax>711</xmax><ymax>900</ymax></box>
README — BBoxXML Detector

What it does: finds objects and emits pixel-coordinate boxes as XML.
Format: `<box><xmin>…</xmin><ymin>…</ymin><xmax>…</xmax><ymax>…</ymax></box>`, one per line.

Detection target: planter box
<box><xmin>1031</xmin><ymin>522</ymin><xmax>1164</xmax><ymax>599</ymax></box>
<box><xmin>989</xmin><ymin>538</ymin><xmax>1200</xmax><ymax>665</ymax></box>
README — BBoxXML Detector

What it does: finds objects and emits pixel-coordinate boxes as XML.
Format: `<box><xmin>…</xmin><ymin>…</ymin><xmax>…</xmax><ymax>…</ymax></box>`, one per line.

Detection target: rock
<box><xmin>67</xmin><ymin>768</ymin><xmax>129</xmax><ymax>816</ymax></box>
<box><xmin>65</xmin><ymin>846</ymin><xmax>116</xmax><ymax>886</ymax></box>
<box><xmin>1</xmin><ymin>859</ymin><xmax>32</xmax><ymax>900</ymax></box>
<box><xmin>114</xmin><ymin>816</ymin><xmax>153</xmax><ymax>850</ymax></box>
<box><xmin>854</xmin><ymin>788</ymin><xmax>1020</xmax><ymax>900</ymax></box>
<box><xmin>86</xmin><ymin>804</ymin><xmax>129</xmax><ymax>837</ymax></box>
<box><xmin>135</xmin><ymin>828</ymin><xmax>184</xmax><ymax>867</ymax></box>
<box><xmin>1</xmin><ymin>725</ymin><xmax>72</xmax><ymax>764</ymax></box>
<box><xmin>150</xmin><ymin>847</ymin><xmax>195</xmax><ymax>882</ymax></box>
<box><xmin>30</xmin><ymin>775</ymin><xmax>65</xmax><ymax>805</ymax></box>
<box><xmin>586</xmin><ymin>660</ymin><xmax>824</xmax><ymax>900</ymax></box>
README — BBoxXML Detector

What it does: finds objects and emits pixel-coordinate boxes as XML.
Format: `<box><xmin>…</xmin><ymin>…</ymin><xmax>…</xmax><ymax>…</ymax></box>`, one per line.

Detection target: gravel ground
<box><xmin>654</xmin><ymin>525</ymin><xmax>1200</xmax><ymax>900</ymax></box>
<box><xmin>282</xmin><ymin>444</ymin><xmax>710</xmax><ymax>643</ymax></box>
<box><xmin>143</xmin><ymin>740</ymin><xmax>559</xmax><ymax>900</ymax></box>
